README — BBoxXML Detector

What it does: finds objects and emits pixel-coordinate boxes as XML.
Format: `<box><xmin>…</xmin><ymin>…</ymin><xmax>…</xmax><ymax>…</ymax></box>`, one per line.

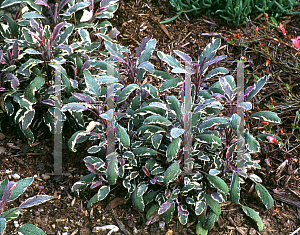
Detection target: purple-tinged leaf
<box><xmin>90</xmin><ymin>132</ymin><xmax>101</xmax><ymax>138</ymax></box>
<box><xmin>173</xmin><ymin>50</ymin><xmax>191</xmax><ymax>62</ymax></box>
<box><xmin>177</xmin><ymin>205</ymin><xmax>189</xmax><ymax>216</ymax></box>
<box><xmin>219</xmin><ymin>76</ymin><xmax>233</xmax><ymax>100</ymax></box>
<box><xmin>226</xmin><ymin>143</ymin><xmax>236</xmax><ymax>160</ymax></box>
<box><xmin>41</xmin><ymin>99</ymin><xmax>55</xmax><ymax>106</ymax></box>
<box><xmin>150</xmin><ymin>178</ymin><xmax>156</xmax><ymax>184</ymax></box>
<box><xmin>165</xmin><ymin>189</ymin><xmax>170</xmax><ymax>198</ymax></box>
<box><xmin>7</xmin><ymin>50</ymin><xmax>12</xmax><ymax>62</ymax></box>
<box><xmin>28</xmin><ymin>31</ymin><xmax>42</xmax><ymax>42</ymax></box>
<box><xmin>118</xmin><ymin>158</ymin><xmax>125</xmax><ymax>166</ymax></box>
<box><xmin>90</xmin><ymin>180</ymin><xmax>102</xmax><ymax>189</ymax></box>
<box><xmin>56</xmin><ymin>44</ymin><xmax>72</xmax><ymax>54</ymax></box>
<box><xmin>108</xmin><ymin>55</ymin><xmax>125</xmax><ymax>63</ymax></box>
<box><xmin>158</xmin><ymin>201</ymin><xmax>172</xmax><ymax>215</ymax></box>
<box><xmin>95</xmin><ymin>7</ymin><xmax>106</xmax><ymax>16</ymax></box>
<box><xmin>212</xmin><ymin>93</ymin><xmax>229</xmax><ymax>102</ymax></box>
<box><xmin>2</xmin><ymin>181</ymin><xmax>17</xmax><ymax>204</ymax></box>
<box><xmin>207</xmin><ymin>55</ymin><xmax>227</xmax><ymax>67</ymax></box>
<box><xmin>0</xmin><ymin>88</ymin><xmax>5</xmax><ymax>91</ymax></box>
<box><xmin>30</xmin><ymin>19</ymin><xmax>42</xmax><ymax>36</ymax></box>
<box><xmin>51</xmin><ymin>22</ymin><xmax>65</xmax><ymax>44</ymax></box>
<box><xmin>81</xmin><ymin>61</ymin><xmax>90</xmax><ymax>74</ymax></box>
<box><xmin>34</xmin><ymin>0</ymin><xmax>50</xmax><ymax>8</ymax></box>
<box><xmin>18</xmin><ymin>195</ymin><xmax>53</xmax><ymax>209</ymax></box>
<box><xmin>109</xmin><ymin>28</ymin><xmax>120</xmax><ymax>39</ymax></box>
<box><xmin>72</xmin><ymin>93</ymin><xmax>91</xmax><ymax>103</ymax></box>
<box><xmin>6</xmin><ymin>73</ymin><xmax>20</xmax><ymax>91</ymax></box>
<box><xmin>59</xmin><ymin>0</ymin><xmax>68</xmax><ymax>10</ymax></box>
<box><xmin>244</xmin><ymin>86</ymin><xmax>254</xmax><ymax>97</ymax></box>
<box><xmin>0</xmin><ymin>50</ymin><xmax>3</xmax><ymax>62</ymax></box>
<box><xmin>142</xmin><ymin>166</ymin><xmax>150</xmax><ymax>177</ymax></box>
<box><xmin>12</xmin><ymin>41</ymin><xmax>19</xmax><ymax>61</ymax></box>
<box><xmin>136</xmin><ymin>35</ymin><xmax>152</xmax><ymax>57</ymax></box>
<box><xmin>85</xmin><ymin>162</ymin><xmax>100</xmax><ymax>175</ymax></box>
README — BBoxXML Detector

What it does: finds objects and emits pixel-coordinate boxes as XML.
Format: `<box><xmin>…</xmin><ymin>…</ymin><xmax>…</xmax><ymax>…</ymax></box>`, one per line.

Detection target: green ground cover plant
<box><xmin>161</xmin><ymin>0</ymin><xmax>300</xmax><ymax>26</ymax></box>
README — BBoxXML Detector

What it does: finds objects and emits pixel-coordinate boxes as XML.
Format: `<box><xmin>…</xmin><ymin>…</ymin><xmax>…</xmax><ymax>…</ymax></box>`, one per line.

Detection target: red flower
<box><xmin>267</xmin><ymin>136</ymin><xmax>279</xmax><ymax>144</ymax></box>
<box><xmin>291</xmin><ymin>36</ymin><xmax>300</xmax><ymax>49</ymax></box>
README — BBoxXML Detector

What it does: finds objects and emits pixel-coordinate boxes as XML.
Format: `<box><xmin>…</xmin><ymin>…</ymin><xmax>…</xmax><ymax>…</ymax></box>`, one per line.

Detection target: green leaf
<box><xmin>204</xmin><ymin>194</ymin><xmax>221</xmax><ymax>215</ymax></box>
<box><xmin>255</xmin><ymin>183</ymin><xmax>274</xmax><ymax>209</ymax></box>
<box><xmin>196</xmin><ymin>134</ymin><xmax>221</xmax><ymax>151</ymax></box>
<box><xmin>164</xmin><ymin>162</ymin><xmax>181</xmax><ymax>185</ymax></box>
<box><xmin>106</xmin><ymin>152</ymin><xmax>118</xmax><ymax>185</ymax></box>
<box><xmin>67</xmin><ymin>2</ymin><xmax>90</xmax><ymax>15</ymax></box>
<box><xmin>134</xmin><ymin>105</ymin><xmax>166</xmax><ymax>117</ymax></box>
<box><xmin>137</xmin><ymin>125</ymin><xmax>166</xmax><ymax>136</ymax></box>
<box><xmin>144</xmin><ymin>115</ymin><xmax>172</xmax><ymax>126</ymax></box>
<box><xmin>22</xmin><ymin>12</ymin><xmax>44</xmax><ymax>19</ymax></box>
<box><xmin>0</xmin><ymin>208</ymin><xmax>22</xmax><ymax>221</ymax></box>
<box><xmin>117</xmin><ymin>84</ymin><xmax>140</xmax><ymax>104</ymax></box>
<box><xmin>151</xmin><ymin>70</ymin><xmax>174</xmax><ymax>80</ymax></box>
<box><xmin>3</xmin><ymin>15</ymin><xmax>18</xmax><ymax>38</ymax></box>
<box><xmin>0</xmin><ymin>218</ymin><xmax>6</xmax><ymax>234</ymax></box>
<box><xmin>245</xmin><ymin>132</ymin><xmax>260</xmax><ymax>153</ymax></box>
<box><xmin>116</xmin><ymin>124</ymin><xmax>130</xmax><ymax>148</ymax></box>
<box><xmin>0</xmin><ymin>178</ymin><xmax>8</xmax><ymax>199</ymax></box>
<box><xmin>151</xmin><ymin>134</ymin><xmax>162</xmax><ymax>149</ymax></box>
<box><xmin>250</xmin><ymin>111</ymin><xmax>281</xmax><ymax>124</ymax></box>
<box><xmin>146</xmin><ymin>203</ymin><xmax>159</xmax><ymax>219</ymax></box>
<box><xmin>22</xmin><ymin>110</ymin><xmax>35</xmax><ymax>130</ymax></box>
<box><xmin>17</xmin><ymin>59</ymin><xmax>43</xmax><ymax>76</ymax></box>
<box><xmin>161</xmin><ymin>200</ymin><xmax>175</xmax><ymax>223</ymax></box>
<box><xmin>17</xmin><ymin>224</ymin><xmax>46</xmax><ymax>235</ymax></box>
<box><xmin>132</xmin><ymin>188</ymin><xmax>145</xmax><ymax>211</ymax></box>
<box><xmin>202</xmin><ymin>210</ymin><xmax>218</xmax><ymax>230</ymax></box>
<box><xmin>170</xmin><ymin>128</ymin><xmax>184</xmax><ymax>138</ymax></box>
<box><xmin>83</xmin><ymin>70</ymin><xmax>101</xmax><ymax>97</ymax></box>
<box><xmin>68</xmin><ymin>130</ymin><xmax>89</xmax><ymax>152</ymax></box>
<box><xmin>9</xmin><ymin>177</ymin><xmax>34</xmax><ymax>201</ymax></box>
<box><xmin>157</xmin><ymin>51</ymin><xmax>181</xmax><ymax>68</ymax></box>
<box><xmin>167</xmin><ymin>96</ymin><xmax>181</xmax><ymax>119</ymax></box>
<box><xmin>159</xmin><ymin>77</ymin><xmax>184</xmax><ymax>92</ymax></box>
<box><xmin>242</xmin><ymin>205</ymin><xmax>263</xmax><ymax>231</ymax></box>
<box><xmin>143</xmin><ymin>191</ymin><xmax>157</xmax><ymax>205</ymax></box>
<box><xmin>230</xmin><ymin>173</ymin><xmax>240</xmax><ymax>204</ymax></box>
<box><xmin>24</xmin><ymin>76</ymin><xmax>45</xmax><ymax>103</ymax></box>
<box><xmin>205</xmin><ymin>67</ymin><xmax>228</xmax><ymax>80</ymax></box>
<box><xmin>207</xmin><ymin>174</ymin><xmax>229</xmax><ymax>195</ymax></box>
<box><xmin>198</xmin><ymin>38</ymin><xmax>221</xmax><ymax>65</ymax></box>
<box><xmin>133</xmin><ymin>147</ymin><xmax>157</xmax><ymax>157</ymax></box>
<box><xmin>137</xmin><ymin>61</ymin><xmax>154</xmax><ymax>73</ymax></box>
<box><xmin>245</xmin><ymin>75</ymin><xmax>267</xmax><ymax>101</ymax></box>
<box><xmin>166</xmin><ymin>137</ymin><xmax>181</xmax><ymax>162</ymax></box>
<box><xmin>141</xmin><ymin>83</ymin><xmax>158</xmax><ymax>98</ymax></box>
<box><xmin>195</xmin><ymin>200</ymin><xmax>206</xmax><ymax>215</ymax></box>
<box><xmin>138</xmin><ymin>38</ymin><xmax>156</xmax><ymax>64</ymax></box>
<box><xmin>198</xmin><ymin>117</ymin><xmax>228</xmax><ymax>131</ymax></box>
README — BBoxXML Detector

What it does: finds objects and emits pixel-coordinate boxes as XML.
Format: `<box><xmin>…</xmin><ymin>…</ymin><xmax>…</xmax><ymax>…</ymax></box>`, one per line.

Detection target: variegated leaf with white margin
<box><xmin>170</xmin><ymin>128</ymin><xmax>185</xmax><ymax>138</ymax></box>
<box><xmin>250</xmin><ymin>111</ymin><xmax>281</xmax><ymax>124</ymax></box>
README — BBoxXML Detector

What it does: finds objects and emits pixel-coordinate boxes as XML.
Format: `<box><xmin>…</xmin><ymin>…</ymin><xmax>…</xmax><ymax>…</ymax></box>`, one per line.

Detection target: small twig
<box><xmin>290</xmin><ymin>226</ymin><xmax>300</xmax><ymax>235</ymax></box>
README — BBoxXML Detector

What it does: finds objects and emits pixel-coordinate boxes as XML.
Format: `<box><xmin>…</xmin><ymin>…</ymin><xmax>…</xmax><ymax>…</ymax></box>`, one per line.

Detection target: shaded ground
<box><xmin>1</xmin><ymin>0</ymin><xmax>300</xmax><ymax>234</ymax></box>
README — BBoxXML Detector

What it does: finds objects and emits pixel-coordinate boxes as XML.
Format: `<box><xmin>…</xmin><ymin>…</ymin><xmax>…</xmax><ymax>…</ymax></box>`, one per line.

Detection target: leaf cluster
<box><xmin>0</xmin><ymin>177</ymin><xmax>53</xmax><ymax>234</ymax></box>
<box><xmin>70</xmin><ymin>36</ymin><xmax>282</xmax><ymax>233</ymax></box>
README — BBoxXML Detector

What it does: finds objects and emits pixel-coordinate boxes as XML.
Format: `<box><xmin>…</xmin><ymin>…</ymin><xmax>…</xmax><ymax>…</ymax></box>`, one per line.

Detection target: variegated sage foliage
<box><xmin>71</xmin><ymin>38</ymin><xmax>282</xmax><ymax>234</ymax></box>
<box><xmin>0</xmin><ymin>0</ymin><xmax>119</xmax><ymax>145</ymax></box>
<box><xmin>0</xmin><ymin>177</ymin><xmax>53</xmax><ymax>235</ymax></box>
